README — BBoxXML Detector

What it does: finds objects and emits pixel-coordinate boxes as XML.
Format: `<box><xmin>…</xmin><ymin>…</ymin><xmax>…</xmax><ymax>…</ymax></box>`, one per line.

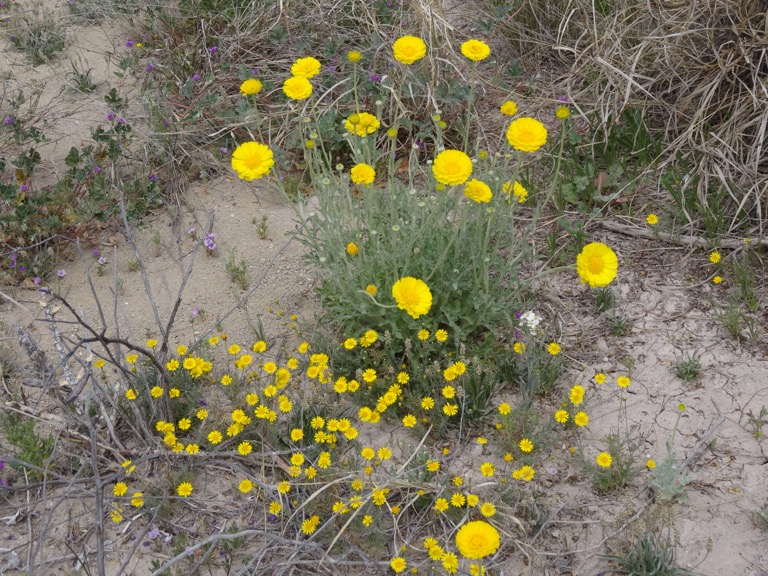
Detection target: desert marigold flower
<box><xmin>130</xmin><ymin>492</ymin><xmax>144</xmax><ymax>507</ymax></box>
<box><xmin>500</xmin><ymin>100</ymin><xmax>518</xmax><ymax>116</ymax></box>
<box><xmin>282</xmin><ymin>76</ymin><xmax>312</xmax><ymax>100</ymax></box>
<box><xmin>237</xmin><ymin>441</ymin><xmax>252</xmax><ymax>456</ymax></box>
<box><xmin>596</xmin><ymin>452</ymin><xmax>613</xmax><ymax>468</ymax></box>
<box><xmin>231</xmin><ymin>141</ymin><xmax>274</xmax><ymax>181</ymax></box>
<box><xmin>344</xmin><ymin>112</ymin><xmax>380</xmax><ymax>136</ymax></box>
<box><xmin>344</xmin><ymin>242</ymin><xmax>359</xmax><ymax>257</ymax></box>
<box><xmin>506</xmin><ymin>117</ymin><xmax>548</xmax><ymax>152</ymax></box>
<box><xmin>434</xmin><ymin>498</ymin><xmax>449</xmax><ymax>512</ymax></box>
<box><xmin>513</xmin><ymin>341</ymin><xmax>526</xmax><ymax>354</ymax></box>
<box><xmin>713</xmin><ymin>275</ymin><xmax>723</xmax><ymax>284</ymax></box>
<box><xmin>709</xmin><ymin>251</ymin><xmax>721</xmax><ymax>264</ymax></box>
<box><xmin>196</xmin><ymin>409</ymin><xmax>208</xmax><ymax>420</ymax></box>
<box><xmin>166</xmin><ymin>359</ymin><xmax>179</xmax><ymax>371</ymax></box>
<box><xmin>555</xmin><ymin>106</ymin><xmax>570</xmax><ymax>120</ymax></box>
<box><xmin>207</xmin><ymin>430</ymin><xmax>223</xmax><ymax>444</ymax></box>
<box><xmin>435</xmin><ymin>329</ymin><xmax>449</xmax><ymax>342</ymax></box>
<box><xmin>480</xmin><ymin>462</ymin><xmax>495</xmax><ymax>477</ymax></box>
<box><xmin>646</xmin><ymin>213</ymin><xmax>659</xmax><ymax>225</ymax></box>
<box><xmin>291</xmin><ymin>56</ymin><xmax>321</xmax><ymax>78</ymax></box>
<box><xmin>464</xmin><ymin>178</ymin><xmax>493</xmax><ymax>203</ymax></box>
<box><xmin>110</xmin><ymin>509</ymin><xmax>123</xmax><ymax>523</ymax></box>
<box><xmin>347</xmin><ymin>50</ymin><xmax>362</xmax><ymax>62</ymax></box>
<box><xmin>402</xmin><ymin>414</ymin><xmax>417</xmax><ymax>428</ymax></box>
<box><xmin>455</xmin><ymin>520</ymin><xmax>500</xmax><ymax>559</ymax></box>
<box><xmin>576</xmin><ymin>242</ymin><xmax>619</xmax><ymax>288</ymax></box>
<box><xmin>442</xmin><ymin>552</ymin><xmax>459</xmax><ymax>573</ymax></box>
<box><xmin>240</xmin><ymin>78</ymin><xmax>262</xmax><ymax>96</ymax></box>
<box><xmin>150</xmin><ymin>386</ymin><xmax>163</xmax><ymax>398</ymax></box>
<box><xmin>392</xmin><ymin>276</ymin><xmax>432</xmax><ymax>319</ymax></box>
<box><xmin>177</xmin><ymin>482</ymin><xmax>193</xmax><ymax>497</ymax></box>
<box><xmin>646</xmin><ymin>459</ymin><xmax>656</xmax><ymax>469</ymax></box>
<box><xmin>512</xmin><ymin>465</ymin><xmax>535</xmax><ymax>481</ymax></box>
<box><xmin>393</xmin><ymin>35</ymin><xmax>427</xmax><ymax>64</ymax></box>
<box><xmin>238</xmin><ymin>479</ymin><xmax>253</xmax><ymax>493</ymax></box>
<box><xmin>480</xmin><ymin>501</ymin><xmax>496</xmax><ymax>517</ymax></box>
<box><xmin>113</xmin><ymin>482</ymin><xmax>128</xmax><ymax>497</ymax></box>
<box><xmin>617</xmin><ymin>375</ymin><xmax>631</xmax><ymax>388</ymax></box>
<box><xmin>570</xmin><ymin>384</ymin><xmax>585</xmax><ymax>405</ymax></box>
<box><xmin>519</xmin><ymin>438</ymin><xmax>534</xmax><ymax>452</ymax></box>
<box><xmin>502</xmin><ymin>180</ymin><xmax>528</xmax><ymax>203</ymax></box>
<box><xmin>301</xmin><ymin>515</ymin><xmax>320</xmax><ymax>535</ymax></box>
<box><xmin>350</xmin><ymin>163</ymin><xmax>376</xmax><ymax>185</ymax></box>
<box><xmin>126</xmin><ymin>353</ymin><xmax>138</xmax><ymax>364</ymax></box>
<box><xmin>442</xmin><ymin>385</ymin><xmax>456</xmax><ymax>398</ymax></box>
<box><xmin>422</xmin><ymin>397</ymin><xmax>435</xmax><ymax>410</ymax></box>
<box><xmin>573</xmin><ymin>411</ymin><xmax>589</xmax><ymax>427</ymax></box>
<box><xmin>417</xmin><ymin>329</ymin><xmax>430</xmax><ymax>340</ymax></box>
<box><xmin>498</xmin><ymin>402</ymin><xmax>511</xmax><ymax>415</ymax></box>
<box><xmin>547</xmin><ymin>342</ymin><xmax>561</xmax><ymax>355</ymax></box>
<box><xmin>594</xmin><ymin>372</ymin><xmax>606</xmax><ymax>384</ymax></box>
<box><xmin>433</xmin><ymin>149</ymin><xmax>473</xmax><ymax>186</ymax></box>
<box><xmin>390</xmin><ymin>557</ymin><xmax>407</xmax><ymax>573</ymax></box>
<box><xmin>451</xmin><ymin>493</ymin><xmax>466</xmax><ymax>507</ymax></box>
<box><xmin>125</xmin><ymin>389</ymin><xmax>137</xmax><ymax>400</ymax></box>
<box><xmin>461</xmin><ymin>39</ymin><xmax>491</xmax><ymax>61</ymax></box>
<box><xmin>554</xmin><ymin>409</ymin><xmax>569</xmax><ymax>423</ymax></box>
<box><xmin>443</xmin><ymin>403</ymin><xmax>459</xmax><ymax>416</ymax></box>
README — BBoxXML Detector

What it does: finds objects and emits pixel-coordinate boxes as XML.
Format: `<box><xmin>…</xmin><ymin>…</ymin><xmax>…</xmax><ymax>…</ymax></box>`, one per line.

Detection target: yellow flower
<box><xmin>231</xmin><ymin>141</ymin><xmax>274</xmax><ymax>181</ymax></box>
<box><xmin>480</xmin><ymin>502</ymin><xmax>496</xmax><ymax>517</ymax></box>
<box><xmin>150</xmin><ymin>386</ymin><xmax>163</xmax><ymax>398</ymax></box>
<box><xmin>464</xmin><ymin>178</ymin><xmax>492</xmax><ymax>203</ymax></box>
<box><xmin>282</xmin><ymin>76</ymin><xmax>313</xmax><ymax>100</ymax></box>
<box><xmin>646</xmin><ymin>459</ymin><xmax>656</xmax><ymax>469</ymax></box>
<box><xmin>461</xmin><ymin>39</ymin><xmax>491</xmax><ymax>61</ymax></box>
<box><xmin>554</xmin><ymin>409</ymin><xmax>569</xmax><ymax>423</ymax></box>
<box><xmin>166</xmin><ymin>359</ymin><xmax>179</xmax><ymax>371</ymax></box>
<box><xmin>547</xmin><ymin>342</ymin><xmax>561</xmax><ymax>355</ymax></box>
<box><xmin>421</xmin><ymin>397</ymin><xmax>435</xmax><ymax>410</ymax></box>
<box><xmin>442</xmin><ymin>385</ymin><xmax>456</xmax><ymax>398</ymax></box>
<box><xmin>500</xmin><ymin>100</ymin><xmax>518</xmax><ymax>116</ymax></box>
<box><xmin>347</xmin><ymin>50</ymin><xmax>362</xmax><ymax>62</ymax></box>
<box><xmin>434</xmin><ymin>498</ymin><xmax>449</xmax><ymax>512</ymax></box>
<box><xmin>350</xmin><ymin>163</ymin><xmax>376</xmax><ymax>185</ymax></box>
<box><xmin>519</xmin><ymin>438</ymin><xmax>534</xmax><ymax>452</ymax></box>
<box><xmin>646</xmin><ymin>213</ymin><xmax>659</xmax><ymax>225</ymax></box>
<box><xmin>130</xmin><ymin>492</ymin><xmax>144</xmax><ymax>507</ymax></box>
<box><xmin>126</xmin><ymin>353</ymin><xmax>138</xmax><ymax>364</ymax></box>
<box><xmin>442</xmin><ymin>552</ymin><xmax>459</xmax><ymax>573</ymax></box>
<box><xmin>709</xmin><ymin>251</ymin><xmax>721</xmax><ymax>264</ymax></box>
<box><xmin>506</xmin><ymin>117</ymin><xmax>548</xmax><ymax>152</ymax></box>
<box><xmin>576</xmin><ymin>242</ymin><xmax>619</xmax><ymax>288</ymax></box>
<box><xmin>390</xmin><ymin>557</ymin><xmax>407</xmax><ymax>573</ymax></box>
<box><xmin>240</xmin><ymin>78</ymin><xmax>262</xmax><ymax>96</ymax></box>
<box><xmin>125</xmin><ymin>389</ymin><xmax>137</xmax><ymax>400</ymax></box>
<box><xmin>513</xmin><ymin>341</ymin><xmax>526</xmax><ymax>354</ymax></box>
<box><xmin>595</xmin><ymin>372</ymin><xmax>606</xmax><ymax>384</ymax></box>
<box><xmin>435</xmin><ymin>329</ymin><xmax>449</xmax><ymax>342</ymax></box>
<box><xmin>238</xmin><ymin>479</ymin><xmax>253</xmax><ymax>493</ymax></box>
<box><xmin>344</xmin><ymin>112</ymin><xmax>380</xmax><ymax>137</ymax></box>
<box><xmin>426</xmin><ymin>459</ymin><xmax>440</xmax><ymax>472</ymax></box>
<box><xmin>207</xmin><ymin>430</ymin><xmax>223</xmax><ymax>444</ymax></box>
<box><xmin>512</xmin><ymin>465</ymin><xmax>536</xmax><ymax>481</ymax></box>
<box><xmin>362</xmin><ymin>369</ymin><xmax>377</xmax><ymax>383</ymax></box>
<box><xmin>392</xmin><ymin>35</ymin><xmax>427</xmax><ymax>65</ymax></box>
<box><xmin>402</xmin><ymin>414</ymin><xmax>417</xmax><ymax>427</ymax></box>
<box><xmin>291</xmin><ymin>56</ymin><xmax>321</xmax><ymax>78</ymax></box>
<box><xmin>345</xmin><ymin>242</ymin><xmax>359</xmax><ymax>256</ymax></box>
<box><xmin>417</xmin><ymin>329</ymin><xmax>430</xmax><ymax>340</ymax></box>
<box><xmin>391</xmin><ymin>277</ymin><xmax>432</xmax><ymax>319</ymax></box>
<box><xmin>110</xmin><ymin>509</ymin><xmax>123</xmax><ymax>523</ymax></box>
<box><xmin>617</xmin><ymin>376</ymin><xmax>631</xmax><ymax>388</ymax></box>
<box><xmin>596</xmin><ymin>452</ymin><xmax>613</xmax><ymax>468</ymax></box>
<box><xmin>301</xmin><ymin>515</ymin><xmax>320</xmax><ymax>535</ymax></box>
<box><xmin>451</xmin><ymin>493</ymin><xmax>466</xmax><ymax>507</ymax></box>
<box><xmin>713</xmin><ymin>275</ymin><xmax>723</xmax><ymax>284</ymax></box>
<box><xmin>93</xmin><ymin>358</ymin><xmax>106</xmax><ymax>368</ymax></box>
<box><xmin>433</xmin><ymin>149</ymin><xmax>473</xmax><ymax>186</ymax></box>
<box><xmin>113</xmin><ymin>482</ymin><xmax>128</xmax><ymax>497</ymax></box>
<box><xmin>498</xmin><ymin>402</ymin><xmax>511</xmax><ymax>415</ymax></box>
<box><xmin>443</xmin><ymin>403</ymin><xmax>458</xmax><ymax>416</ymax></box>
<box><xmin>480</xmin><ymin>462</ymin><xmax>495</xmax><ymax>477</ymax></box>
<box><xmin>570</xmin><ymin>384</ymin><xmax>585</xmax><ymax>405</ymax></box>
<box><xmin>502</xmin><ymin>180</ymin><xmax>528</xmax><ymax>203</ymax></box>
<box><xmin>364</xmin><ymin>284</ymin><xmax>377</xmax><ymax>296</ymax></box>
<box><xmin>455</xmin><ymin>520</ymin><xmax>500</xmax><ymax>559</ymax></box>
<box><xmin>555</xmin><ymin>106</ymin><xmax>570</xmax><ymax>120</ymax></box>
<box><xmin>573</xmin><ymin>411</ymin><xmax>589</xmax><ymax>427</ymax></box>
<box><xmin>185</xmin><ymin>444</ymin><xmax>199</xmax><ymax>454</ymax></box>
<box><xmin>177</xmin><ymin>482</ymin><xmax>193</xmax><ymax>497</ymax></box>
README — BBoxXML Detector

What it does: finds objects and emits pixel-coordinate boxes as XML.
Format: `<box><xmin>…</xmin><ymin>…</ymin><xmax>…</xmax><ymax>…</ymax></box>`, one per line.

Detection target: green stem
<box><xmin>463</xmin><ymin>63</ymin><xmax>477</xmax><ymax>152</ymax></box>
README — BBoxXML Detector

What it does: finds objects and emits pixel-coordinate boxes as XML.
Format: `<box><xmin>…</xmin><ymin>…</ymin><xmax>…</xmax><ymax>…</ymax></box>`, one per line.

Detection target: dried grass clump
<box><xmin>559</xmin><ymin>0</ymin><xmax>768</xmax><ymax>233</ymax></box>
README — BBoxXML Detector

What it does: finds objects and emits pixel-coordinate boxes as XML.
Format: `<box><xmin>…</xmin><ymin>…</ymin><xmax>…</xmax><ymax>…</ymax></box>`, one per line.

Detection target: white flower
<box><xmin>520</xmin><ymin>310</ymin><xmax>542</xmax><ymax>334</ymax></box>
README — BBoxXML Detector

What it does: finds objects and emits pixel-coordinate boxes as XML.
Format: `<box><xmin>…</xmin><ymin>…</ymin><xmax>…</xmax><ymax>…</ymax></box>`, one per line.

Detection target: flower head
<box><xmin>596</xmin><ymin>452</ymin><xmax>613</xmax><ymax>468</ymax></box>
<box><xmin>177</xmin><ymin>482</ymin><xmax>193</xmax><ymax>497</ymax></box>
<box><xmin>392</xmin><ymin>277</ymin><xmax>432</xmax><ymax>319</ymax></box>
<box><xmin>231</xmin><ymin>141</ymin><xmax>274</xmax><ymax>181</ymax></box>
<box><xmin>291</xmin><ymin>56</ymin><xmax>321</xmax><ymax>78</ymax></box>
<box><xmin>240</xmin><ymin>78</ymin><xmax>262</xmax><ymax>96</ymax></box>
<box><xmin>555</xmin><ymin>106</ymin><xmax>570</xmax><ymax>120</ymax></box>
<box><xmin>506</xmin><ymin>117</ymin><xmax>548</xmax><ymax>152</ymax></box>
<box><xmin>576</xmin><ymin>242</ymin><xmax>619</xmax><ymax>288</ymax></box>
<box><xmin>347</xmin><ymin>50</ymin><xmax>362</xmax><ymax>62</ymax></box>
<box><xmin>461</xmin><ymin>39</ymin><xmax>491</xmax><ymax>61</ymax></box>
<box><xmin>464</xmin><ymin>179</ymin><xmax>492</xmax><ymax>203</ymax></box>
<box><xmin>646</xmin><ymin>213</ymin><xmax>659</xmax><ymax>225</ymax></box>
<box><xmin>282</xmin><ymin>76</ymin><xmax>313</xmax><ymax>100</ymax></box>
<box><xmin>393</xmin><ymin>35</ymin><xmax>427</xmax><ymax>65</ymax></box>
<box><xmin>344</xmin><ymin>112</ymin><xmax>380</xmax><ymax>137</ymax></box>
<box><xmin>709</xmin><ymin>251</ymin><xmax>721</xmax><ymax>264</ymax></box>
<box><xmin>433</xmin><ymin>149</ymin><xmax>473</xmax><ymax>186</ymax></box>
<box><xmin>500</xmin><ymin>101</ymin><xmax>518</xmax><ymax>116</ymax></box>
<box><xmin>350</xmin><ymin>163</ymin><xmax>375</xmax><ymax>185</ymax></box>
<box><xmin>455</xmin><ymin>520</ymin><xmax>500</xmax><ymax>559</ymax></box>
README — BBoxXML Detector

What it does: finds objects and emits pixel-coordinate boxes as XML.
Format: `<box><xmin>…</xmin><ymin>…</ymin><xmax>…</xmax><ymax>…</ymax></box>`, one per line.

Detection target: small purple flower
<box><xmin>369</xmin><ymin>73</ymin><xmax>382</xmax><ymax>82</ymax></box>
<box><xmin>0</xmin><ymin>458</ymin><xmax>4</xmax><ymax>470</ymax></box>
<box><xmin>146</xmin><ymin>64</ymin><xmax>154</xmax><ymax>72</ymax></box>
<box><xmin>92</xmin><ymin>249</ymin><xmax>100</xmax><ymax>256</ymax></box>
<box><xmin>125</xmin><ymin>40</ymin><xmax>135</xmax><ymax>47</ymax></box>
<box><xmin>33</xmin><ymin>277</ymin><xmax>41</xmax><ymax>285</ymax></box>
<box><xmin>267</xmin><ymin>514</ymin><xmax>277</xmax><ymax>523</ymax></box>
<box><xmin>192</xmin><ymin>74</ymin><xmax>200</xmax><ymax>81</ymax></box>
<box><xmin>251</xmin><ymin>68</ymin><xmax>259</xmax><ymax>75</ymax></box>
<box><xmin>57</xmin><ymin>269</ymin><xmax>66</xmax><ymax>278</ymax></box>
<box><xmin>147</xmin><ymin>528</ymin><xmax>160</xmax><ymax>540</ymax></box>
<box><xmin>162</xmin><ymin>120</ymin><xmax>170</xmax><ymax>127</ymax></box>
<box><xmin>107</xmin><ymin>113</ymin><xmax>116</xmax><ymax>121</ymax></box>
<box><xmin>327</xmin><ymin>65</ymin><xmax>337</xmax><ymax>73</ymax></box>
<box><xmin>4</xmin><ymin>116</ymin><xmax>13</xmax><ymax>125</ymax></box>
<box><xmin>93</xmin><ymin>165</ymin><xmax>101</xmax><ymax>173</ymax></box>
<box><xmin>192</xmin><ymin>307</ymin><xmax>200</xmax><ymax>316</ymax></box>
<box><xmin>21</xmin><ymin>184</ymin><xmax>28</xmax><ymax>192</ymax></box>
<box><xmin>118</xmin><ymin>117</ymin><xmax>126</xmax><ymax>124</ymax></box>
<box><xmin>219</xmin><ymin>146</ymin><xmax>228</xmax><ymax>153</ymax></box>
<box><xmin>97</xmin><ymin>257</ymin><xmax>107</xmax><ymax>265</ymax></box>
<box><xmin>187</xmin><ymin>227</ymin><xmax>196</xmax><ymax>236</ymax></box>
<box><xmin>9</xmin><ymin>254</ymin><xmax>16</xmax><ymax>269</ymax></box>
<box><xmin>203</xmin><ymin>233</ymin><xmax>216</xmax><ymax>250</ymax></box>
<box><xmin>208</xmin><ymin>46</ymin><xmax>218</xmax><ymax>55</ymax></box>
<box><xmin>19</xmin><ymin>265</ymin><xmax>26</xmax><ymax>273</ymax></box>
<box><xmin>558</xmin><ymin>96</ymin><xmax>569</xmax><ymax>102</ymax></box>
<box><xmin>149</xmin><ymin>174</ymin><xmax>158</xmax><ymax>181</ymax></box>
<box><xmin>164</xmin><ymin>535</ymin><xmax>172</xmax><ymax>544</ymax></box>
<box><xmin>198</xmin><ymin>399</ymin><xmax>207</xmax><ymax>406</ymax></box>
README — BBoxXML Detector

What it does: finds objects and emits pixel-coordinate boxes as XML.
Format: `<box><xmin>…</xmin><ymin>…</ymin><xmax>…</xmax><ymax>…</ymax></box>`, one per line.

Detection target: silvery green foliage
<box><xmin>650</xmin><ymin>438</ymin><xmax>692</xmax><ymax>502</ymax></box>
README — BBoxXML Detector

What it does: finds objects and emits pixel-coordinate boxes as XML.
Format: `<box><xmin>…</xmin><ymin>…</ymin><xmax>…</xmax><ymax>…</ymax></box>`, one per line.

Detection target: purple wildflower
<box><xmin>125</xmin><ymin>40</ymin><xmax>135</xmax><ymax>47</ymax></box>
<box><xmin>369</xmin><ymin>73</ymin><xmax>382</xmax><ymax>82</ymax></box>
<box><xmin>93</xmin><ymin>165</ymin><xmax>101</xmax><ymax>173</ymax></box>
<box><xmin>208</xmin><ymin>46</ymin><xmax>218</xmax><ymax>55</ymax></box>
<box><xmin>97</xmin><ymin>257</ymin><xmax>107</xmax><ymax>265</ymax></box>
<box><xmin>4</xmin><ymin>116</ymin><xmax>13</xmax><ymax>125</ymax></box>
<box><xmin>219</xmin><ymin>146</ymin><xmax>228</xmax><ymax>153</ymax></box>
<box><xmin>57</xmin><ymin>269</ymin><xmax>66</xmax><ymax>278</ymax></box>
<box><xmin>33</xmin><ymin>277</ymin><xmax>41</xmax><ymax>285</ymax></box>
<box><xmin>203</xmin><ymin>233</ymin><xmax>216</xmax><ymax>250</ymax></box>
<box><xmin>21</xmin><ymin>184</ymin><xmax>28</xmax><ymax>192</ymax></box>
<box><xmin>92</xmin><ymin>249</ymin><xmax>100</xmax><ymax>256</ymax></box>
<box><xmin>192</xmin><ymin>74</ymin><xmax>200</xmax><ymax>81</ymax></box>
<box><xmin>146</xmin><ymin>64</ymin><xmax>154</xmax><ymax>72</ymax></box>
<box><xmin>19</xmin><ymin>265</ymin><xmax>26</xmax><ymax>273</ymax></box>
<box><xmin>107</xmin><ymin>113</ymin><xmax>116</xmax><ymax>121</ymax></box>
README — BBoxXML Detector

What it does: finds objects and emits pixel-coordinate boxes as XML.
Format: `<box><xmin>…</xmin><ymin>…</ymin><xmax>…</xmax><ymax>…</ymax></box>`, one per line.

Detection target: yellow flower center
<box><xmin>469</xmin><ymin>534</ymin><xmax>486</xmax><ymax>549</ymax></box>
<box><xmin>588</xmin><ymin>255</ymin><xmax>604</xmax><ymax>273</ymax></box>
<box><xmin>244</xmin><ymin>152</ymin><xmax>264</xmax><ymax>169</ymax></box>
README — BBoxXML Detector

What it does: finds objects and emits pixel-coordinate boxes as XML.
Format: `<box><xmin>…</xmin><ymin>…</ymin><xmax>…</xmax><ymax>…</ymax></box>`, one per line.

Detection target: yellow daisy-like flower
<box><xmin>177</xmin><ymin>482</ymin><xmax>193</xmax><ymax>497</ymax></box>
<box><xmin>344</xmin><ymin>112</ymin><xmax>380</xmax><ymax>137</ymax></box>
<box><xmin>464</xmin><ymin>179</ymin><xmax>492</xmax><ymax>203</ymax></box>
<box><xmin>555</xmin><ymin>106</ymin><xmax>570</xmax><ymax>120</ymax></box>
<box><xmin>455</xmin><ymin>520</ymin><xmax>500</xmax><ymax>559</ymax></box>
<box><xmin>713</xmin><ymin>275</ymin><xmax>723</xmax><ymax>284</ymax></box>
<box><xmin>709</xmin><ymin>251</ymin><xmax>721</xmax><ymax>264</ymax></box>
<box><xmin>282</xmin><ymin>76</ymin><xmax>313</xmax><ymax>100</ymax></box>
<box><xmin>519</xmin><ymin>438</ymin><xmax>534</xmax><ymax>453</ymax></box>
<box><xmin>570</xmin><ymin>384</ymin><xmax>585</xmax><ymax>405</ymax></box>
<box><xmin>231</xmin><ymin>141</ymin><xmax>274</xmax><ymax>181</ymax></box>
<box><xmin>237</xmin><ymin>441</ymin><xmax>252</xmax><ymax>456</ymax></box>
<box><xmin>390</xmin><ymin>557</ymin><xmax>407</xmax><ymax>573</ymax></box>
<box><xmin>594</xmin><ymin>372</ymin><xmax>607</xmax><ymax>384</ymax></box>
<box><xmin>576</xmin><ymin>242</ymin><xmax>619</xmax><ymax>288</ymax></box>
<box><xmin>130</xmin><ymin>492</ymin><xmax>144</xmax><ymax>507</ymax></box>
<box><xmin>291</xmin><ymin>56</ymin><xmax>321</xmax><ymax>78</ymax></box>
<box><xmin>433</xmin><ymin>149</ymin><xmax>473</xmax><ymax>186</ymax></box>
<box><xmin>391</xmin><ymin>277</ymin><xmax>432</xmax><ymax>319</ymax></box>
<box><xmin>617</xmin><ymin>376</ymin><xmax>631</xmax><ymax>388</ymax></box>
<box><xmin>350</xmin><ymin>163</ymin><xmax>375</xmax><ymax>185</ymax></box>
<box><xmin>506</xmin><ymin>117</ymin><xmax>548</xmax><ymax>152</ymax></box>
<box><xmin>573</xmin><ymin>411</ymin><xmax>589</xmax><ymax>427</ymax></box>
<box><xmin>460</xmin><ymin>39</ymin><xmax>491</xmax><ymax>61</ymax></box>
<box><xmin>113</xmin><ymin>482</ymin><xmax>128</xmax><ymax>497</ymax></box>
<box><xmin>502</xmin><ymin>180</ymin><xmax>528</xmax><ymax>203</ymax></box>
<box><xmin>125</xmin><ymin>353</ymin><xmax>138</xmax><ymax>364</ymax></box>
<box><xmin>435</xmin><ymin>329</ymin><xmax>449</xmax><ymax>342</ymax></box>
<box><xmin>554</xmin><ymin>409</ymin><xmax>569</xmax><ymax>423</ymax></box>
<box><xmin>347</xmin><ymin>50</ymin><xmax>362</xmax><ymax>62</ymax></box>
<box><xmin>392</xmin><ymin>35</ymin><xmax>427</xmax><ymax>65</ymax></box>
<box><xmin>238</xmin><ymin>479</ymin><xmax>253</xmax><ymax>493</ymax></box>
<box><xmin>498</xmin><ymin>402</ymin><xmax>511</xmax><ymax>415</ymax></box>
<box><xmin>125</xmin><ymin>389</ymin><xmax>137</xmax><ymax>400</ymax></box>
<box><xmin>547</xmin><ymin>342</ymin><xmax>561</xmax><ymax>355</ymax></box>
<box><xmin>646</xmin><ymin>459</ymin><xmax>656</xmax><ymax>469</ymax></box>
<box><xmin>596</xmin><ymin>452</ymin><xmax>613</xmax><ymax>468</ymax></box>
<box><xmin>239</xmin><ymin>78</ymin><xmax>262</xmax><ymax>96</ymax></box>
<box><xmin>480</xmin><ymin>462</ymin><xmax>495</xmax><ymax>477</ymax></box>
<box><xmin>346</xmin><ymin>242</ymin><xmax>359</xmax><ymax>256</ymax></box>
<box><xmin>365</xmin><ymin>284</ymin><xmax>377</xmax><ymax>296</ymax></box>
<box><xmin>442</xmin><ymin>552</ymin><xmax>459</xmax><ymax>573</ymax></box>
<box><xmin>500</xmin><ymin>100</ymin><xmax>518</xmax><ymax>116</ymax></box>
<box><xmin>646</xmin><ymin>213</ymin><xmax>659</xmax><ymax>225</ymax></box>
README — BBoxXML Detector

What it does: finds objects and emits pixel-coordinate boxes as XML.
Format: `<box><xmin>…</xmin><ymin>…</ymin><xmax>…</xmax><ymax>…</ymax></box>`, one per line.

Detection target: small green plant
<box><xmin>128</xmin><ymin>259</ymin><xmax>140</xmax><ymax>272</ymax></box>
<box><xmin>594</xmin><ymin>287</ymin><xmax>615</xmax><ymax>313</ymax></box>
<box><xmin>66</xmin><ymin>58</ymin><xmax>99</xmax><ymax>93</ymax></box>
<box><xmin>754</xmin><ymin>502</ymin><xmax>768</xmax><ymax>531</ymax></box>
<box><xmin>9</xmin><ymin>11</ymin><xmax>67</xmax><ymax>65</ymax></box>
<box><xmin>602</xmin><ymin>531</ymin><xmax>700</xmax><ymax>576</ymax></box>
<box><xmin>590</xmin><ymin>431</ymin><xmax>643</xmax><ymax>493</ymax></box>
<box><xmin>650</xmin><ymin>406</ymin><xmax>692</xmax><ymax>502</ymax></box>
<box><xmin>151</xmin><ymin>229</ymin><xmax>162</xmax><ymax>256</ymax></box>
<box><xmin>746</xmin><ymin>406</ymin><xmax>767</xmax><ymax>440</ymax></box>
<box><xmin>254</xmin><ymin>214</ymin><xmax>269</xmax><ymax>240</ymax></box>
<box><xmin>608</xmin><ymin>315</ymin><xmax>632</xmax><ymax>336</ymax></box>
<box><xmin>673</xmin><ymin>354</ymin><xmax>701</xmax><ymax>382</ymax></box>
<box><xmin>225</xmin><ymin>247</ymin><xmax>248</xmax><ymax>289</ymax></box>
<box><xmin>732</xmin><ymin>250</ymin><xmax>759</xmax><ymax>312</ymax></box>
<box><xmin>0</xmin><ymin>411</ymin><xmax>55</xmax><ymax>481</ymax></box>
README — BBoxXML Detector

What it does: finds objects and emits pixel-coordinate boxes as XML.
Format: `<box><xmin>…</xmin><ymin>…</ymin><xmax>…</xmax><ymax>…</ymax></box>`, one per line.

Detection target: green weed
<box><xmin>225</xmin><ymin>247</ymin><xmax>248</xmax><ymax>289</ymax></box>
<box><xmin>673</xmin><ymin>354</ymin><xmax>701</xmax><ymax>382</ymax></box>
<box><xmin>602</xmin><ymin>531</ymin><xmax>700</xmax><ymax>576</ymax></box>
<box><xmin>8</xmin><ymin>11</ymin><xmax>67</xmax><ymax>65</ymax></box>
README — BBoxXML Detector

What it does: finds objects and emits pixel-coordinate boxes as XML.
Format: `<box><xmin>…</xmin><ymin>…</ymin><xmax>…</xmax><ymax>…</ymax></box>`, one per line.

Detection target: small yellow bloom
<box><xmin>596</xmin><ymin>452</ymin><xmax>613</xmax><ymax>468</ymax></box>
<box><xmin>177</xmin><ymin>482</ymin><xmax>193</xmax><ymax>497</ymax></box>
<box><xmin>646</xmin><ymin>213</ymin><xmax>659</xmax><ymax>225</ymax></box>
<box><xmin>519</xmin><ymin>438</ymin><xmax>534</xmax><ymax>452</ymax></box>
<box><xmin>646</xmin><ymin>459</ymin><xmax>656</xmax><ymax>469</ymax></box>
<box><xmin>547</xmin><ymin>342</ymin><xmax>561</xmax><ymax>355</ymax></box>
<box><xmin>347</xmin><ymin>50</ymin><xmax>362</xmax><ymax>62</ymax></box>
<box><xmin>617</xmin><ymin>376</ymin><xmax>631</xmax><ymax>388</ymax></box>
<box><xmin>238</xmin><ymin>479</ymin><xmax>253</xmax><ymax>493</ymax></box>
<box><xmin>709</xmin><ymin>251</ymin><xmax>721</xmax><ymax>264</ymax></box>
<box><xmin>240</xmin><ymin>78</ymin><xmax>262</xmax><ymax>96</ymax></box>
<box><xmin>713</xmin><ymin>275</ymin><xmax>723</xmax><ymax>284</ymax></box>
<box><xmin>500</xmin><ymin>100</ymin><xmax>517</xmax><ymax>116</ymax></box>
<box><xmin>555</xmin><ymin>106</ymin><xmax>570</xmax><ymax>120</ymax></box>
<box><xmin>346</xmin><ymin>242</ymin><xmax>359</xmax><ymax>256</ymax></box>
